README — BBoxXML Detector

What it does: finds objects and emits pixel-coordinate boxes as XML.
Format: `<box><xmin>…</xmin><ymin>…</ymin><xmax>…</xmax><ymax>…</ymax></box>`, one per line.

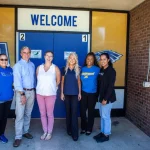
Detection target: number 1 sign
<box><xmin>82</xmin><ymin>34</ymin><xmax>88</xmax><ymax>42</ymax></box>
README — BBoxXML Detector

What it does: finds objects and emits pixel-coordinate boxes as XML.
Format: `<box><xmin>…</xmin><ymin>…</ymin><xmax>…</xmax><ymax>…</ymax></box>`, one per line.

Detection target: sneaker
<box><xmin>93</xmin><ymin>132</ymin><xmax>104</xmax><ymax>139</ymax></box>
<box><xmin>96</xmin><ymin>135</ymin><xmax>109</xmax><ymax>143</ymax></box>
<box><xmin>40</xmin><ymin>133</ymin><xmax>47</xmax><ymax>140</ymax></box>
<box><xmin>0</xmin><ymin>134</ymin><xmax>8</xmax><ymax>143</ymax></box>
<box><xmin>45</xmin><ymin>133</ymin><xmax>52</xmax><ymax>140</ymax></box>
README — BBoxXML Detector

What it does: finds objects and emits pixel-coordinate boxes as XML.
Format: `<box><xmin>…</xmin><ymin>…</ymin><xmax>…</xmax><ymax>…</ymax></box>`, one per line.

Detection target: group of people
<box><xmin>0</xmin><ymin>46</ymin><xmax>116</xmax><ymax>147</ymax></box>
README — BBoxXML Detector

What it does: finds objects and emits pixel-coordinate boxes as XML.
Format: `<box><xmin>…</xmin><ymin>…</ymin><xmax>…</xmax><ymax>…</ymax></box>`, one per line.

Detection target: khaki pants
<box><xmin>15</xmin><ymin>90</ymin><xmax>35</xmax><ymax>139</ymax></box>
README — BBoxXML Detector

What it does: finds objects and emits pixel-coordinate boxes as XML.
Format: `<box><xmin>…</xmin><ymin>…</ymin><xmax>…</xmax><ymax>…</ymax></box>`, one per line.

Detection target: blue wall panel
<box><xmin>17</xmin><ymin>32</ymin><xmax>88</xmax><ymax>118</ymax></box>
<box><xmin>18</xmin><ymin>32</ymin><xmax>53</xmax><ymax>118</ymax></box>
<box><xmin>53</xmin><ymin>33</ymin><xmax>88</xmax><ymax>118</ymax></box>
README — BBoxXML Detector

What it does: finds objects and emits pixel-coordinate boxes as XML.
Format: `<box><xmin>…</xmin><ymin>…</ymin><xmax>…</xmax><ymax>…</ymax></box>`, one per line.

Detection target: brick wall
<box><xmin>126</xmin><ymin>0</ymin><xmax>150</xmax><ymax>136</ymax></box>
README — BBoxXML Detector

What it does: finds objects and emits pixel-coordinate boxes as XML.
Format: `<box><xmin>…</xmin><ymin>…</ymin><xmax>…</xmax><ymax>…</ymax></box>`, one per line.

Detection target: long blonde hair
<box><xmin>65</xmin><ymin>53</ymin><xmax>80</xmax><ymax>78</ymax></box>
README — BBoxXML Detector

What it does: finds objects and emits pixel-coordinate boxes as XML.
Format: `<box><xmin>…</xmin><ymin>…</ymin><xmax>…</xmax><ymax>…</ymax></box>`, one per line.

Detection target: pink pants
<box><xmin>37</xmin><ymin>94</ymin><xmax>56</xmax><ymax>133</ymax></box>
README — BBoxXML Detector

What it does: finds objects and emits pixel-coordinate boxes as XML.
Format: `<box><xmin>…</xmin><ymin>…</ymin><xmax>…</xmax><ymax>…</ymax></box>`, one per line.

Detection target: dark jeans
<box><xmin>64</xmin><ymin>95</ymin><xmax>78</xmax><ymax>138</ymax></box>
<box><xmin>0</xmin><ymin>101</ymin><xmax>12</xmax><ymax>135</ymax></box>
<box><xmin>80</xmin><ymin>91</ymin><xmax>97</xmax><ymax>132</ymax></box>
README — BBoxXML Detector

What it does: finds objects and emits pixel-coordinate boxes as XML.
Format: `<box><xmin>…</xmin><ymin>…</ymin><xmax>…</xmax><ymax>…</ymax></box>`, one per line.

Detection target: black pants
<box><xmin>64</xmin><ymin>95</ymin><xmax>78</xmax><ymax>138</ymax></box>
<box><xmin>0</xmin><ymin>101</ymin><xmax>12</xmax><ymax>135</ymax></box>
<box><xmin>80</xmin><ymin>91</ymin><xmax>97</xmax><ymax>132</ymax></box>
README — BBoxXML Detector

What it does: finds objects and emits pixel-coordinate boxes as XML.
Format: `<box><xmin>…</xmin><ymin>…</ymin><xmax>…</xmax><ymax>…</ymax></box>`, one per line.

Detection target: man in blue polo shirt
<box><xmin>13</xmin><ymin>46</ymin><xmax>35</xmax><ymax>147</ymax></box>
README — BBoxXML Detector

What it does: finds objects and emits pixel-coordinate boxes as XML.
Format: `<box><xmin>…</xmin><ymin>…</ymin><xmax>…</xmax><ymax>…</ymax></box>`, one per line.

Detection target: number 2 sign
<box><xmin>20</xmin><ymin>33</ymin><xmax>25</xmax><ymax>41</ymax></box>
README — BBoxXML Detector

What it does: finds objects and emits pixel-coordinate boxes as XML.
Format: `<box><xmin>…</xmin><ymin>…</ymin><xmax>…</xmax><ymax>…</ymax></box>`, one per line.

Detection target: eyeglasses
<box><xmin>46</xmin><ymin>55</ymin><xmax>53</xmax><ymax>57</ymax></box>
<box><xmin>0</xmin><ymin>59</ymin><xmax>8</xmax><ymax>61</ymax></box>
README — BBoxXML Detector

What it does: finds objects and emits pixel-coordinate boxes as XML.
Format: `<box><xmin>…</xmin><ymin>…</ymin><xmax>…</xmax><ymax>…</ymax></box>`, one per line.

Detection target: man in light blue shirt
<box><xmin>13</xmin><ymin>46</ymin><xmax>35</xmax><ymax>147</ymax></box>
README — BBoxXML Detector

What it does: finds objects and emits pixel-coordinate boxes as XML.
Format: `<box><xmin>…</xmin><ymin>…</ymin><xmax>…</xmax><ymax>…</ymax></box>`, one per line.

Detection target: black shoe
<box><xmin>86</xmin><ymin>131</ymin><xmax>91</xmax><ymax>136</ymax></box>
<box><xmin>13</xmin><ymin>139</ymin><xmax>22</xmax><ymax>147</ymax></box>
<box><xmin>96</xmin><ymin>135</ymin><xmax>109</xmax><ymax>143</ymax></box>
<box><xmin>23</xmin><ymin>133</ymin><xmax>33</xmax><ymax>139</ymax></box>
<box><xmin>93</xmin><ymin>132</ymin><xmax>104</xmax><ymax>139</ymax></box>
<box><xmin>72</xmin><ymin>137</ymin><xmax>78</xmax><ymax>141</ymax></box>
<box><xmin>80</xmin><ymin>130</ymin><xmax>86</xmax><ymax>134</ymax></box>
<box><xmin>67</xmin><ymin>132</ymin><xmax>72</xmax><ymax>136</ymax></box>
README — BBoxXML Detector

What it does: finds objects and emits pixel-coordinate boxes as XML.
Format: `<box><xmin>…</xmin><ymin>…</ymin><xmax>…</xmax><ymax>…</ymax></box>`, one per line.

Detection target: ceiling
<box><xmin>0</xmin><ymin>0</ymin><xmax>145</xmax><ymax>11</ymax></box>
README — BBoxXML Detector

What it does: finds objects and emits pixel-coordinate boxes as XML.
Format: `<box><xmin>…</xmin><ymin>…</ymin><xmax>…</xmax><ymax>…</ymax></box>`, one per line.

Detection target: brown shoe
<box><xmin>23</xmin><ymin>133</ymin><xmax>33</xmax><ymax>139</ymax></box>
<box><xmin>13</xmin><ymin>139</ymin><xmax>22</xmax><ymax>147</ymax></box>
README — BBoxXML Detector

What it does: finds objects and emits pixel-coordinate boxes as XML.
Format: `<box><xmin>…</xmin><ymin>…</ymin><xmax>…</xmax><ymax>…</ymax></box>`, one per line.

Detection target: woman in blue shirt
<box><xmin>0</xmin><ymin>54</ymin><xmax>13</xmax><ymax>143</ymax></box>
<box><xmin>80</xmin><ymin>52</ymin><xmax>100</xmax><ymax>135</ymax></box>
<box><xmin>61</xmin><ymin>53</ymin><xmax>81</xmax><ymax>141</ymax></box>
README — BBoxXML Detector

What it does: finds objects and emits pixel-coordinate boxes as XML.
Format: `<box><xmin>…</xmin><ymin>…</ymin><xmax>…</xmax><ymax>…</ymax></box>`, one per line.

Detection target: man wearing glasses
<box><xmin>13</xmin><ymin>46</ymin><xmax>35</xmax><ymax>147</ymax></box>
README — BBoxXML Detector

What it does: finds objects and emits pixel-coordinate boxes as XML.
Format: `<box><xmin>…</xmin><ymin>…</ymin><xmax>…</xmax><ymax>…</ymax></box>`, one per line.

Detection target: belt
<box><xmin>23</xmin><ymin>88</ymin><xmax>34</xmax><ymax>91</ymax></box>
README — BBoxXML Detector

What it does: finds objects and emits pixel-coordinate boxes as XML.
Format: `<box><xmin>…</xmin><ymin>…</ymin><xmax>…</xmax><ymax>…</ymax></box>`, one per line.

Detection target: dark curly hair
<box><xmin>83</xmin><ymin>52</ymin><xmax>99</xmax><ymax>67</ymax></box>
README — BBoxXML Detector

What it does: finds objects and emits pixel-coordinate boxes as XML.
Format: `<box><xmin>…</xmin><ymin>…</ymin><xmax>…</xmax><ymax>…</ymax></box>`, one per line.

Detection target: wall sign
<box><xmin>82</xmin><ymin>34</ymin><xmax>88</xmax><ymax>42</ymax></box>
<box><xmin>19</xmin><ymin>33</ymin><xmax>25</xmax><ymax>41</ymax></box>
<box><xmin>31</xmin><ymin>50</ymin><xmax>42</xmax><ymax>59</ymax></box>
<box><xmin>64</xmin><ymin>51</ymin><xmax>75</xmax><ymax>59</ymax></box>
<box><xmin>18</xmin><ymin>8</ymin><xmax>89</xmax><ymax>32</ymax></box>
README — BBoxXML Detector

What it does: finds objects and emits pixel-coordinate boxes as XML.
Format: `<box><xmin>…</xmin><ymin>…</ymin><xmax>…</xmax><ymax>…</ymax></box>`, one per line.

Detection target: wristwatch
<box><xmin>21</xmin><ymin>93</ymin><xmax>25</xmax><ymax>96</ymax></box>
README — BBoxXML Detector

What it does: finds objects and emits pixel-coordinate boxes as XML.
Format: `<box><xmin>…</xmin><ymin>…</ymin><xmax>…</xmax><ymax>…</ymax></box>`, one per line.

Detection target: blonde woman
<box><xmin>61</xmin><ymin>53</ymin><xmax>81</xmax><ymax>141</ymax></box>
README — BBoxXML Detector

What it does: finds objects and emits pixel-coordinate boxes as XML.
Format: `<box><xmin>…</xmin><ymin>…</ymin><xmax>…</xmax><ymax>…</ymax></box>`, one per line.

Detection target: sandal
<box><xmin>40</xmin><ymin>133</ymin><xmax>47</xmax><ymax>140</ymax></box>
<box><xmin>45</xmin><ymin>133</ymin><xmax>52</xmax><ymax>140</ymax></box>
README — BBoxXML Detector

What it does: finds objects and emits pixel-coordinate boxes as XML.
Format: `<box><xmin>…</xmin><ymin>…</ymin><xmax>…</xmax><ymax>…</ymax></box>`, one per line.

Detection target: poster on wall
<box><xmin>64</xmin><ymin>51</ymin><xmax>75</xmax><ymax>59</ymax></box>
<box><xmin>95</xmin><ymin>50</ymin><xmax>123</xmax><ymax>63</ymax></box>
<box><xmin>31</xmin><ymin>50</ymin><xmax>42</xmax><ymax>59</ymax></box>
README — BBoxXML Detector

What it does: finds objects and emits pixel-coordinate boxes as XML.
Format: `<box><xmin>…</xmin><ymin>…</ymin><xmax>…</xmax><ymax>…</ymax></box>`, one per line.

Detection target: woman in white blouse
<box><xmin>36</xmin><ymin>51</ymin><xmax>60</xmax><ymax>140</ymax></box>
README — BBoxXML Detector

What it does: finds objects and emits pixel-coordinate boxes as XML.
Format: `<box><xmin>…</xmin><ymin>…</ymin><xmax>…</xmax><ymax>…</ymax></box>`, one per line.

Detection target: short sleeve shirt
<box><xmin>80</xmin><ymin>65</ymin><xmax>100</xmax><ymax>93</ymax></box>
<box><xmin>62</xmin><ymin>67</ymin><xmax>79</xmax><ymax>95</ymax></box>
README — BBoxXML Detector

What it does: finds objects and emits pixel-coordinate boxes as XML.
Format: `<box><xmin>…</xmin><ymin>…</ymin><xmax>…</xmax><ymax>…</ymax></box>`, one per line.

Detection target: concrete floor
<box><xmin>0</xmin><ymin>117</ymin><xmax>150</xmax><ymax>150</ymax></box>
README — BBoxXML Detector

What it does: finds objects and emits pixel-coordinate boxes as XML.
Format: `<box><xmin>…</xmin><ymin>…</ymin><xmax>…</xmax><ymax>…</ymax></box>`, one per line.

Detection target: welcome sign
<box><xmin>18</xmin><ymin>8</ymin><xmax>89</xmax><ymax>32</ymax></box>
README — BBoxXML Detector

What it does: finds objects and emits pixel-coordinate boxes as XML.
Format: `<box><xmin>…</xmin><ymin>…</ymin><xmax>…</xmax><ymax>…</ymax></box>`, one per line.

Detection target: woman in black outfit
<box><xmin>61</xmin><ymin>53</ymin><xmax>81</xmax><ymax>141</ymax></box>
<box><xmin>93</xmin><ymin>53</ymin><xmax>116</xmax><ymax>143</ymax></box>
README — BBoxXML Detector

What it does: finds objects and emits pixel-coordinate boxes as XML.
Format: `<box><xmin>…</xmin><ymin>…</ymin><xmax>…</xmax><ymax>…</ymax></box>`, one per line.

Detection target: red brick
<box><xmin>127</xmin><ymin>0</ymin><xmax>150</xmax><ymax>136</ymax></box>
